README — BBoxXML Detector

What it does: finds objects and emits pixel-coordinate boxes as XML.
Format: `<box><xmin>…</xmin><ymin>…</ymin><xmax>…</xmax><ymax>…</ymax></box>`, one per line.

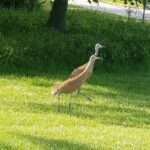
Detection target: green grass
<box><xmin>0</xmin><ymin>1</ymin><xmax>150</xmax><ymax>149</ymax></box>
<box><xmin>0</xmin><ymin>71</ymin><xmax>150</xmax><ymax>150</ymax></box>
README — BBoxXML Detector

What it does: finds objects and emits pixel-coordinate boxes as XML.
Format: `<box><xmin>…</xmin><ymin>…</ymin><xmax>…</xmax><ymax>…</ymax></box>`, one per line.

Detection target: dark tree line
<box><xmin>0</xmin><ymin>0</ymin><xmax>149</xmax><ymax>31</ymax></box>
<box><xmin>47</xmin><ymin>0</ymin><xmax>68</xmax><ymax>32</ymax></box>
<box><xmin>0</xmin><ymin>0</ymin><xmax>25</xmax><ymax>8</ymax></box>
<box><xmin>123</xmin><ymin>0</ymin><xmax>148</xmax><ymax>21</ymax></box>
<box><xmin>48</xmin><ymin>0</ymin><xmax>149</xmax><ymax>31</ymax></box>
<box><xmin>0</xmin><ymin>0</ymin><xmax>68</xmax><ymax>31</ymax></box>
<box><xmin>0</xmin><ymin>0</ymin><xmax>40</xmax><ymax>11</ymax></box>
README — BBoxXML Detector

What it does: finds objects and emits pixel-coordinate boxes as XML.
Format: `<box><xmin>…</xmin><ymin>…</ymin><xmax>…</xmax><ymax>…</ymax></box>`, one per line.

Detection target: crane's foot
<box><xmin>57</xmin><ymin>94</ymin><xmax>60</xmax><ymax>112</ymax></box>
<box><xmin>68</xmin><ymin>103</ymin><xmax>71</xmax><ymax>112</ymax></box>
<box><xmin>86</xmin><ymin>96</ymin><xmax>92</xmax><ymax>101</ymax></box>
<box><xmin>57</xmin><ymin>106</ymin><xmax>60</xmax><ymax>112</ymax></box>
<box><xmin>78</xmin><ymin>92</ymin><xmax>92</xmax><ymax>101</ymax></box>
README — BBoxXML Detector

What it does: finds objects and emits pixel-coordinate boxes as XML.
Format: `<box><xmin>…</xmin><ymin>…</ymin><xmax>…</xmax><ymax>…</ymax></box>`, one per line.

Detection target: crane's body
<box><xmin>51</xmin><ymin>55</ymin><xmax>98</xmax><ymax>96</ymax></box>
<box><xmin>51</xmin><ymin>43</ymin><xmax>104</xmax><ymax>111</ymax></box>
<box><xmin>69</xmin><ymin>63</ymin><xmax>87</xmax><ymax>79</ymax></box>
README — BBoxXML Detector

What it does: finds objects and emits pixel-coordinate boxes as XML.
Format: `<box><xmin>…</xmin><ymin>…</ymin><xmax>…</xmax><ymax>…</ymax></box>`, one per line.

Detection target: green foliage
<box><xmin>0</xmin><ymin>33</ymin><xmax>17</xmax><ymax>66</ymax></box>
<box><xmin>47</xmin><ymin>0</ymin><xmax>68</xmax><ymax>31</ymax></box>
<box><xmin>0</xmin><ymin>0</ymin><xmax>38</xmax><ymax>10</ymax></box>
<box><xmin>0</xmin><ymin>8</ymin><xmax>150</xmax><ymax>72</ymax></box>
<box><xmin>0</xmin><ymin>0</ymin><xmax>25</xmax><ymax>8</ymax></box>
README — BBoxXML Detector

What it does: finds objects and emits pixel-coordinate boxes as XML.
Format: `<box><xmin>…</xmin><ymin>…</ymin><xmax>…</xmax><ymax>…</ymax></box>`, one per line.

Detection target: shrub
<box><xmin>0</xmin><ymin>0</ymin><xmax>25</xmax><ymax>8</ymax></box>
<box><xmin>0</xmin><ymin>8</ymin><xmax>150</xmax><ymax>72</ymax></box>
<box><xmin>0</xmin><ymin>0</ymin><xmax>38</xmax><ymax>11</ymax></box>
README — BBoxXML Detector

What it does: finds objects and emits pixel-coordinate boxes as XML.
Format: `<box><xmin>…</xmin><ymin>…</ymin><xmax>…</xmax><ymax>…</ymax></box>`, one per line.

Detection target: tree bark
<box><xmin>142</xmin><ymin>0</ymin><xmax>146</xmax><ymax>22</ymax></box>
<box><xmin>47</xmin><ymin>0</ymin><xmax>68</xmax><ymax>31</ymax></box>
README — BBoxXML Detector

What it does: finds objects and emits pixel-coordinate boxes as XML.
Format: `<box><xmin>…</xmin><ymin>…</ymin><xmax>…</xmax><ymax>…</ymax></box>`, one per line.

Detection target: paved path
<box><xmin>69</xmin><ymin>0</ymin><xmax>150</xmax><ymax>20</ymax></box>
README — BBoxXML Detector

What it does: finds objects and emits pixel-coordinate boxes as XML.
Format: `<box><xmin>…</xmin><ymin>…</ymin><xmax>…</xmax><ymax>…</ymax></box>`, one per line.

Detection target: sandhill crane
<box><xmin>51</xmin><ymin>54</ymin><xmax>100</xmax><ymax>111</ymax></box>
<box><xmin>69</xmin><ymin>43</ymin><xmax>104</xmax><ymax>100</ymax></box>
<box><xmin>69</xmin><ymin>43</ymin><xmax>104</xmax><ymax>78</ymax></box>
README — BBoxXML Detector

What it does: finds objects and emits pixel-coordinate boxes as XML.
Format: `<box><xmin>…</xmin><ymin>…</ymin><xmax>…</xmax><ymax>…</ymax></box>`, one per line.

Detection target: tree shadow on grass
<box><xmin>0</xmin><ymin>71</ymin><xmax>150</xmax><ymax>128</ymax></box>
<box><xmin>51</xmin><ymin>102</ymin><xmax>150</xmax><ymax>127</ymax></box>
<box><xmin>4</xmin><ymin>71</ymin><xmax>149</xmax><ymax>108</ymax></box>
<box><xmin>0</xmin><ymin>71</ymin><xmax>70</xmax><ymax>88</ymax></box>
<box><xmin>83</xmin><ymin>87</ymin><xmax>150</xmax><ymax>109</ymax></box>
<box><xmin>0</xmin><ymin>141</ymin><xmax>16</xmax><ymax>150</ymax></box>
<box><xmin>85</xmin><ymin>72</ymin><xmax>150</xmax><ymax>110</ymax></box>
<box><xmin>15</xmin><ymin>133</ymin><xmax>102</xmax><ymax>150</ymax></box>
<box><xmin>88</xmin><ymin>72</ymin><xmax>150</xmax><ymax>98</ymax></box>
<box><xmin>5</xmin><ymin>100</ymin><xmax>149</xmax><ymax>128</ymax></box>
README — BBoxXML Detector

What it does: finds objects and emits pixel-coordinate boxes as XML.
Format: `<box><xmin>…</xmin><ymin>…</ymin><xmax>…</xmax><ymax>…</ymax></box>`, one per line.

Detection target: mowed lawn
<box><xmin>0</xmin><ymin>71</ymin><xmax>150</xmax><ymax>150</ymax></box>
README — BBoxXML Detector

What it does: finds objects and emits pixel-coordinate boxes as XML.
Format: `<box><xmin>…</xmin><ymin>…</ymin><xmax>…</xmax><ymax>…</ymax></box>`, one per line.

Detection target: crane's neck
<box><xmin>79</xmin><ymin>59</ymin><xmax>96</xmax><ymax>81</ymax></box>
<box><xmin>86</xmin><ymin>59</ymin><xmax>96</xmax><ymax>72</ymax></box>
<box><xmin>95</xmin><ymin>47</ymin><xmax>99</xmax><ymax>56</ymax></box>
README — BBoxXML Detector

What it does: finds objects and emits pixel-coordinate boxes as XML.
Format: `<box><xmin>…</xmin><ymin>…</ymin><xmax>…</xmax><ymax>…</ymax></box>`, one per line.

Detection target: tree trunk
<box><xmin>142</xmin><ymin>0</ymin><xmax>146</xmax><ymax>22</ymax></box>
<box><xmin>47</xmin><ymin>0</ymin><xmax>68</xmax><ymax>31</ymax></box>
<box><xmin>12</xmin><ymin>0</ymin><xmax>15</xmax><ymax>8</ymax></box>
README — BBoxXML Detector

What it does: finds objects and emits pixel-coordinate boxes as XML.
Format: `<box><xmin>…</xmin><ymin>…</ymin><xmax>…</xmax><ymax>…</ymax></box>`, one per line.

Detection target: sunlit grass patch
<box><xmin>0</xmin><ymin>71</ymin><xmax>150</xmax><ymax>150</ymax></box>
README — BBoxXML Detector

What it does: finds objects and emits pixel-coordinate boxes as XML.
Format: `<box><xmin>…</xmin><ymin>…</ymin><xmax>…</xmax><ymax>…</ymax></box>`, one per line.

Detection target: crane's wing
<box><xmin>69</xmin><ymin>63</ymin><xmax>88</xmax><ymax>78</ymax></box>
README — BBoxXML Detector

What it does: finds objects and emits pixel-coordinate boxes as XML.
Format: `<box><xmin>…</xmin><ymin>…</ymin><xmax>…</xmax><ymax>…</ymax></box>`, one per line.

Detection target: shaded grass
<box><xmin>15</xmin><ymin>134</ymin><xmax>100</xmax><ymax>150</ymax></box>
<box><xmin>0</xmin><ymin>71</ymin><xmax>150</xmax><ymax>149</ymax></box>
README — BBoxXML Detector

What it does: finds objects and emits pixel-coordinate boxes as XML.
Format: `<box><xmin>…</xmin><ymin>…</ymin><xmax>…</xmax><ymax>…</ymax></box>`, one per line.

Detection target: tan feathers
<box><xmin>51</xmin><ymin>55</ymin><xmax>99</xmax><ymax>96</ymax></box>
<box><xmin>69</xmin><ymin>63</ymin><xmax>87</xmax><ymax>79</ymax></box>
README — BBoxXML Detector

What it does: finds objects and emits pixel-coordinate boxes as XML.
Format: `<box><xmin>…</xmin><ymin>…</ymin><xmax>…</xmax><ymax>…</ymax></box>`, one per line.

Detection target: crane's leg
<box><xmin>76</xmin><ymin>88</ymin><xmax>92</xmax><ymax>101</ymax></box>
<box><xmin>68</xmin><ymin>94</ymin><xmax>71</xmax><ymax>112</ymax></box>
<box><xmin>76</xmin><ymin>88</ymin><xmax>80</xmax><ymax>98</ymax></box>
<box><xmin>57</xmin><ymin>93</ymin><xmax>60</xmax><ymax>112</ymax></box>
<box><xmin>78</xmin><ymin>91</ymin><xmax>92</xmax><ymax>101</ymax></box>
<box><xmin>77</xmin><ymin>88</ymin><xmax>91</xmax><ymax>101</ymax></box>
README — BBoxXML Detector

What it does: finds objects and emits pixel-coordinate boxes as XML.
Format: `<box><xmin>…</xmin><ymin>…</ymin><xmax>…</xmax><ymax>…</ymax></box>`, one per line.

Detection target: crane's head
<box><xmin>95</xmin><ymin>43</ymin><xmax>105</xmax><ymax>56</ymax></box>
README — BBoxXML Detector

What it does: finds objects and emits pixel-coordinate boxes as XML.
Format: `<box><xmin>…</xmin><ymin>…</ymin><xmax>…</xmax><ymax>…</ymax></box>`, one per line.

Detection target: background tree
<box><xmin>47</xmin><ymin>0</ymin><xmax>99</xmax><ymax>31</ymax></box>
<box><xmin>123</xmin><ymin>0</ymin><xmax>148</xmax><ymax>21</ymax></box>
<box><xmin>0</xmin><ymin>0</ymin><xmax>45</xmax><ymax>12</ymax></box>
<box><xmin>142</xmin><ymin>0</ymin><xmax>147</xmax><ymax>21</ymax></box>
<box><xmin>47</xmin><ymin>0</ymin><xmax>68</xmax><ymax>32</ymax></box>
<box><xmin>0</xmin><ymin>0</ymin><xmax>25</xmax><ymax>8</ymax></box>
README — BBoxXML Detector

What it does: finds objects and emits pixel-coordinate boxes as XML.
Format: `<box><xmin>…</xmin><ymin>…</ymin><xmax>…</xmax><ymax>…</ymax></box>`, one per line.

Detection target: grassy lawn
<box><xmin>0</xmin><ymin>0</ymin><xmax>150</xmax><ymax>149</ymax></box>
<box><xmin>0</xmin><ymin>71</ymin><xmax>150</xmax><ymax>150</ymax></box>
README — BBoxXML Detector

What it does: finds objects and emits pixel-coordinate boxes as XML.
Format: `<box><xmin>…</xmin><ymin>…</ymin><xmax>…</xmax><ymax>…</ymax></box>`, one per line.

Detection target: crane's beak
<box><xmin>98</xmin><ymin>44</ymin><xmax>105</xmax><ymax>49</ymax></box>
<box><xmin>99</xmin><ymin>45</ymin><xmax>105</xmax><ymax>49</ymax></box>
<box><xmin>99</xmin><ymin>57</ymin><xmax>104</xmax><ymax>61</ymax></box>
